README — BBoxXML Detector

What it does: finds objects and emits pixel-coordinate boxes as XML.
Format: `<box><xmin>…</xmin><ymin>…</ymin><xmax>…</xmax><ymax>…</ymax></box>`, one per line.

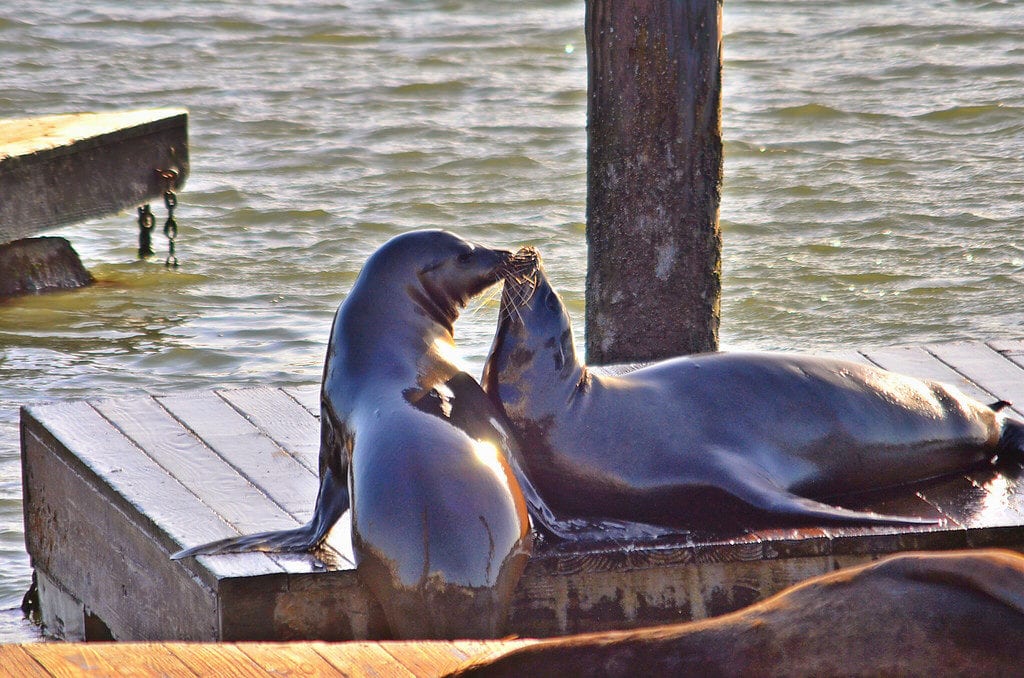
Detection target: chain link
<box><xmin>137</xmin><ymin>204</ymin><xmax>156</xmax><ymax>258</ymax></box>
<box><xmin>158</xmin><ymin>169</ymin><xmax>180</xmax><ymax>268</ymax></box>
<box><xmin>135</xmin><ymin>169</ymin><xmax>183</xmax><ymax>266</ymax></box>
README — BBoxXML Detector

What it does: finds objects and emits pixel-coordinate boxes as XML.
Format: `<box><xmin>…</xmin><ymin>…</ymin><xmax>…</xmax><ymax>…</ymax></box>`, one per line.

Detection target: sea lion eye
<box><xmin>457</xmin><ymin>250</ymin><xmax>474</xmax><ymax>264</ymax></box>
<box><xmin>545</xmin><ymin>290</ymin><xmax>559</xmax><ymax>311</ymax></box>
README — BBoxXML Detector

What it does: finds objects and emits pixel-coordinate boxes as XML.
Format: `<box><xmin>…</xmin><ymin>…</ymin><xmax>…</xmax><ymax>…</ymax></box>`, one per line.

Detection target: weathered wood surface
<box><xmin>20</xmin><ymin>339</ymin><xmax>1024</xmax><ymax>641</ymax></box>
<box><xmin>0</xmin><ymin>640</ymin><xmax>534</xmax><ymax>677</ymax></box>
<box><xmin>585</xmin><ymin>0</ymin><xmax>724</xmax><ymax>362</ymax></box>
<box><xmin>0</xmin><ymin>108</ymin><xmax>188</xmax><ymax>243</ymax></box>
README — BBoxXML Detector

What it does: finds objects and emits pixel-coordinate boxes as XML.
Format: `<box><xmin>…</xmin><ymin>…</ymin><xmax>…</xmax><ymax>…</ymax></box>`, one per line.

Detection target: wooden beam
<box><xmin>0</xmin><ymin>108</ymin><xmax>188</xmax><ymax>243</ymax></box>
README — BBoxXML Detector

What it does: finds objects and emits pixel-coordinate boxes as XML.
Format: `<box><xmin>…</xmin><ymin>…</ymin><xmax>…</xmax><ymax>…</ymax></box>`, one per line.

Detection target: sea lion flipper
<box><xmin>998</xmin><ymin>418</ymin><xmax>1024</xmax><ymax>458</ymax></box>
<box><xmin>708</xmin><ymin>449</ymin><xmax>937</xmax><ymax>527</ymax></box>
<box><xmin>171</xmin><ymin>464</ymin><xmax>349</xmax><ymax>559</ymax></box>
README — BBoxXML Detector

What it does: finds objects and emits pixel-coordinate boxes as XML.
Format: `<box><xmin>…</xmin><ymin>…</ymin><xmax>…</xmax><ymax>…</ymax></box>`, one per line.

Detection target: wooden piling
<box><xmin>584</xmin><ymin>0</ymin><xmax>723</xmax><ymax>364</ymax></box>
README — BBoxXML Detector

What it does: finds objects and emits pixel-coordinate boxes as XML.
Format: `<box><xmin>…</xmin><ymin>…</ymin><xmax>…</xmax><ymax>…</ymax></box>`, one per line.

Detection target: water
<box><xmin>0</xmin><ymin>0</ymin><xmax>1021</xmax><ymax>642</ymax></box>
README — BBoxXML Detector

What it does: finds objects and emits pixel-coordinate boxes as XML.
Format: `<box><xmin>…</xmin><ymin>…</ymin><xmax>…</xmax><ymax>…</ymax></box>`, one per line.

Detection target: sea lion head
<box><xmin>484</xmin><ymin>248</ymin><xmax>580</xmax><ymax>409</ymax></box>
<box><xmin>361</xmin><ymin>229</ymin><xmax>513</xmax><ymax>332</ymax></box>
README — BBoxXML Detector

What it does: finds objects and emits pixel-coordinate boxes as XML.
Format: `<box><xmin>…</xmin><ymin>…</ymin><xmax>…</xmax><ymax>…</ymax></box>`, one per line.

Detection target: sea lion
<box><xmin>449</xmin><ymin>549</ymin><xmax>1024</xmax><ymax>677</ymax></box>
<box><xmin>174</xmin><ymin>230</ymin><xmax>533</xmax><ymax>639</ymax></box>
<box><xmin>482</xmin><ymin>250</ymin><xmax>1024</xmax><ymax>532</ymax></box>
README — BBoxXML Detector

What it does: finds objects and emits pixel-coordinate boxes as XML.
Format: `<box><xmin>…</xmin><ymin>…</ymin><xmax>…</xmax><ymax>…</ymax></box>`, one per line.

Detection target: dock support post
<box><xmin>584</xmin><ymin>0</ymin><xmax>723</xmax><ymax>364</ymax></box>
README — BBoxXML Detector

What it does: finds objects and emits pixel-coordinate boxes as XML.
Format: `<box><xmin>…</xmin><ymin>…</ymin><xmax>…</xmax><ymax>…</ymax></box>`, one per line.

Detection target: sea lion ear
<box><xmin>545</xmin><ymin>289</ymin><xmax>560</xmax><ymax>312</ymax></box>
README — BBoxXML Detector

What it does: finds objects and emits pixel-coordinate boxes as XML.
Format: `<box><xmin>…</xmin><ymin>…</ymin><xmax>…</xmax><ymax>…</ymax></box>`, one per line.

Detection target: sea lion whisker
<box><xmin>465</xmin><ymin>285</ymin><xmax>503</xmax><ymax>320</ymax></box>
<box><xmin>505</xmin><ymin>296</ymin><xmax>526</xmax><ymax>326</ymax></box>
<box><xmin>499</xmin><ymin>277</ymin><xmax>537</xmax><ymax>324</ymax></box>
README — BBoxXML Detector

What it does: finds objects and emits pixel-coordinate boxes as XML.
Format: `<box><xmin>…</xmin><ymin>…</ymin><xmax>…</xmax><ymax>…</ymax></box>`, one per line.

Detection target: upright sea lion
<box><xmin>449</xmin><ymin>549</ymin><xmax>1024</xmax><ymax>677</ymax></box>
<box><xmin>482</xmin><ymin>250</ymin><xmax>1024</xmax><ymax>532</ymax></box>
<box><xmin>174</xmin><ymin>230</ymin><xmax>533</xmax><ymax>639</ymax></box>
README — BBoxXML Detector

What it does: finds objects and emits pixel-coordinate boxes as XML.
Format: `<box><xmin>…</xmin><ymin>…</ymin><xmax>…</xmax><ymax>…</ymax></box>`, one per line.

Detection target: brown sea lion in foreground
<box><xmin>450</xmin><ymin>549</ymin><xmax>1024</xmax><ymax>677</ymax></box>
<box><xmin>175</xmin><ymin>230</ymin><xmax>534</xmax><ymax>639</ymax></box>
<box><xmin>483</xmin><ymin>250</ymin><xmax>1024</xmax><ymax>532</ymax></box>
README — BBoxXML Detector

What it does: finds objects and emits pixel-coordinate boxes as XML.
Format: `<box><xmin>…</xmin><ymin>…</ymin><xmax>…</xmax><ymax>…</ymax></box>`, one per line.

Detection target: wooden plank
<box><xmin>236</xmin><ymin>642</ymin><xmax>345</xmax><ymax>677</ymax></box>
<box><xmin>316</xmin><ymin>642</ymin><xmax>417</xmax><ymax>677</ymax></box>
<box><xmin>22</xmin><ymin>424</ymin><xmax>219</xmax><ymax>640</ymax></box>
<box><xmin>861</xmin><ymin>343</ymin><xmax>995</xmax><ymax>403</ymax></box>
<box><xmin>91</xmin><ymin>395</ymin><xmax>337</xmax><ymax>577</ymax></box>
<box><xmin>22</xmin><ymin>642</ymin><xmax>195</xmax><ymax>677</ymax></box>
<box><xmin>916</xmin><ymin>470</ymin><xmax>1024</xmax><ymax>548</ymax></box>
<box><xmin>377</xmin><ymin>640</ymin><xmax>484</xmax><ymax>676</ymax></box>
<box><xmin>449</xmin><ymin>640</ymin><xmax>538</xmax><ymax>664</ymax></box>
<box><xmin>0</xmin><ymin>641</ymin><xmax>546</xmax><ymax>678</ymax></box>
<box><xmin>753</xmin><ymin>527</ymin><xmax>831</xmax><ymax>560</ymax></box>
<box><xmin>315</xmin><ymin>647</ymin><xmax>419</xmax><ymax>675</ymax></box>
<box><xmin>0</xmin><ymin>109</ymin><xmax>189</xmax><ymax>242</ymax></box>
<box><xmin>0</xmin><ymin>645</ymin><xmax>53</xmax><ymax>678</ymax></box>
<box><xmin>158</xmin><ymin>391</ymin><xmax>320</xmax><ymax>519</ymax></box>
<box><xmin>218</xmin><ymin>387</ymin><xmax>321</xmax><ymax>475</ymax></box>
<box><xmin>22</xmin><ymin>401</ymin><xmax>281</xmax><ymax>580</ymax></box>
<box><xmin>814</xmin><ymin>349</ymin><xmax>876</xmax><ymax>366</ymax></box>
<box><xmin>284</xmin><ymin>385</ymin><xmax>321</xmax><ymax>417</ymax></box>
<box><xmin>159</xmin><ymin>389</ymin><xmax>354</xmax><ymax>568</ymax></box>
<box><xmin>988</xmin><ymin>338</ymin><xmax>1024</xmax><ymax>357</ymax></box>
<box><xmin>928</xmin><ymin>340</ymin><xmax>1024</xmax><ymax>418</ymax></box>
<box><xmin>824</xmin><ymin>523</ymin><xmax>969</xmax><ymax>558</ymax></box>
<box><xmin>92</xmin><ymin>395</ymin><xmax>302</xmax><ymax>535</ymax></box>
<box><xmin>217</xmin><ymin>567</ymin><xmax>381</xmax><ymax>641</ymax></box>
<box><xmin>164</xmin><ymin>643</ymin><xmax>271</xmax><ymax>678</ymax></box>
<box><xmin>590</xmin><ymin>362</ymin><xmax>644</xmax><ymax>376</ymax></box>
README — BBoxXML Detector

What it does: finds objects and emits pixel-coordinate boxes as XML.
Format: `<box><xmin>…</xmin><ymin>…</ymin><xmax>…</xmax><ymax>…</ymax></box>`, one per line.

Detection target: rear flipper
<box><xmin>710</xmin><ymin>448</ymin><xmax>938</xmax><ymax>528</ymax></box>
<box><xmin>997</xmin><ymin>417</ymin><xmax>1024</xmax><ymax>460</ymax></box>
<box><xmin>750</xmin><ymin>488</ymin><xmax>939</xmax><ymax>527</ymax></box>
<box><xmin>171</xmin><ymin>465</ymin><xmax>349</xmax><ymax>560</ymax></box>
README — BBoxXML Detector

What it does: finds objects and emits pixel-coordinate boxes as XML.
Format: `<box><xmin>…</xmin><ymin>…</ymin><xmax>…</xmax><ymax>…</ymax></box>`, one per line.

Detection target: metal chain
<box><xmin>137</xmin><ymin>204</ymin><xmax>156</xmax><ymax>258</ymax></box>
<box><xmin>158</xmin><ymin>169</ymin><xmax>180</xmax><ymax>268</ymax></box>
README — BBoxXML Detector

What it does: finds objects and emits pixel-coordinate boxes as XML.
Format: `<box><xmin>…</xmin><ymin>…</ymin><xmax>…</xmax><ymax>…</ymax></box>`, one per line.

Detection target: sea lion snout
<box><xmin>496</xmin><ymin>247</ymin><xmax>543</xmax><ymax>320</ymax></box>
<box><xmin>498</xmin><ymin>246</ymin><xmax>540</xmax><ymax>283</ymax></box>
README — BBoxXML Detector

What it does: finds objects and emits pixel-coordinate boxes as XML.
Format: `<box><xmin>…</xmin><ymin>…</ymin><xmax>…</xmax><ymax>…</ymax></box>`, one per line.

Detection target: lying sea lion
<box><xmin>482</xmin><ymin>250</ymin><xmax>1024</xmax><ymax>532</ymax></box>
<box><xmin>450</xmin><ymin>549</ymin><xmax>1024</xmax><ymax>677</ymax></box>
<box><xmin>174</xmin><ymin>230</ymin><xmax>533</xmax><ymax>639</ymax></box>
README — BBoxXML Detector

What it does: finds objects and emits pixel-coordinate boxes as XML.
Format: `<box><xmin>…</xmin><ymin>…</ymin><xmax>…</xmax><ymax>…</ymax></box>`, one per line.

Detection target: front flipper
<box><xmin>706</xmin><ymin>448</ymin><xmax>938</xmax><ymax>528</ymax></box>
<box><xmin>171</xmin><ymin>464</ymin><xmax>349</xmax><ymax>559</ymax></box>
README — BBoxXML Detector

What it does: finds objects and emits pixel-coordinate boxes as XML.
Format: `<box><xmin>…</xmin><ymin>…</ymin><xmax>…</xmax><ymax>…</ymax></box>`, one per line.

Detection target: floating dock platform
<box><xmin>20</xmin><ymin>339</ymin><xmax>1024</xmax><ymax>641</ymax></box>
<box><xmin>0</xmin><ymin>108</ymin><xmax>188</xmax><ymax>244</ymax></box>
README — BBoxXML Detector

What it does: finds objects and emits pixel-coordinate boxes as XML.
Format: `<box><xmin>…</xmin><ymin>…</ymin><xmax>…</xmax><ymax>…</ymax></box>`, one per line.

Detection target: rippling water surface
<box><xmin>1</xmin><ymin>0</ymin><xmax>1022</xmax><ymax>641</ymax></box>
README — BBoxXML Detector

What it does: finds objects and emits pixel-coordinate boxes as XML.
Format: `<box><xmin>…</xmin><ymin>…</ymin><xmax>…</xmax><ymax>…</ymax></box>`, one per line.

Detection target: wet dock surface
<box><xmin>19</xmin><ymin>338</ymin><xmax>1024</xmax><ymax>641</ymax></box>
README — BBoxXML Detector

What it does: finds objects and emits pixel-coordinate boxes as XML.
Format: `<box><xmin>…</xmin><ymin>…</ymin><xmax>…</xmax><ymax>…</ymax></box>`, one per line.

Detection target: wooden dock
<box><xmin>0</xmin><ymin>639</ymin><xmax>534</xmax><ymax>677</ymax></box>
<box><xmin>0</xmin><ymin>108</ymin><xmax>188</xmax><ymax>243</ymax></box>
<box><xmin>19</xmin><ymin>338</ymin><xmax>1024</xmax><ymax>642</ymax></box>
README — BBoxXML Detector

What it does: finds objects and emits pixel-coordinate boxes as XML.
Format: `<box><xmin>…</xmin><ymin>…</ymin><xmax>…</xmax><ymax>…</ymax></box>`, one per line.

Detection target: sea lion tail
<box><xmin>170</xmin><ymin>465</ymin><xmax>349</xmax><ymax>560</ymax></box>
